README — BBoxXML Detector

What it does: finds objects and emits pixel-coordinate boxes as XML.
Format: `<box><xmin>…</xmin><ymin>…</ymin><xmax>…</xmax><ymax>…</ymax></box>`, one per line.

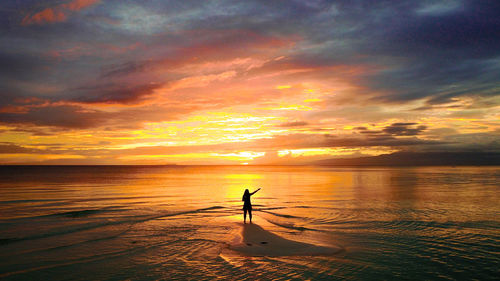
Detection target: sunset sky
<box><xmin>0</xmin><ymin>0</ymin><xmax>499</xmax><ymax>164</ymax></box>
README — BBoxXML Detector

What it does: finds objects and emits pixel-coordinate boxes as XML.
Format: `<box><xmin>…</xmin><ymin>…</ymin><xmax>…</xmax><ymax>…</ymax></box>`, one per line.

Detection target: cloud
<box><xmin>439</xmin><ymin>130</ymin><xmax>500</xmax><ymax>152</ymax></box>
<box><xmin>0</xmin><ymin>143</ymin><xmax>43</xmax><ymax>154</ymax></box>
<box><xmin>392</xmin><ymin>1</ymin><xmax>500</xmax><ymax>55</ymax></box>
<box><xmin>21</xmin><ymin>0</ymin><xmax>100</xmax><ymax>25</ymax></box>
<box><xmin>281</xmin><ymin>133</ymin><xmax>444</xmax><ymax>148</ymax></box>
<box><xmin>0</xmin><ymin>52</ymin><xmax>50</xmax><ymax>81</ymax></box>
<box><xmin>72</xmin><ymin>83</ymin><xmax>161</xmax><ymax>104</ymax></box>
<box><xmin>64</xmin><ymin>0</ymin><xmax>100</xmax><ymax>11</ymax></box>
<box><xmin>278</xmin><ymin>121</ymin><xmax>309</xmax><ymax>127</ymax></box>
<box><xmin>353</xmin><ymin>123</ymin><xmax>428</xmax><ymax>142</ymax></box>
<box><xmin>356</xmin><ymin>1</ymin><xmax>500</xmax><ymax>104</ymax></box>
<box><xmin>100</xmin><ymin>30</ymin><xmax>295</xmax><ymax>79</ymax></box>
<box><xmin>21</xmin><ymin>8</ymin><xmax>67</xmax><ymax>25</ymax></box>
<box><xmin>1</xmin><ymin>0</ymin><xmax>499</xmax><ymax>164</ymax></box>
<box><xmin>382</xmin><ymin>123</ymin><xmax>427</xmax><ymax>136</ymax></box>
<box><xmin>416</xmin><ymin>0</ymin><xmax>464</xmax><ymax>16</ymax></box>
<box><xmin>85</xmin><ymin>132</ymin><xmax>445</xmax><ymax>165</ymax></box>
<box><xmin>0</xmin><ymin>104</ymin><xmax>107</xmax><ymax>129</ymax></box>
<box><xmin>168</xmin><ymin>71</ymin><xmax>237</xmax><ymax>91</ymax></box>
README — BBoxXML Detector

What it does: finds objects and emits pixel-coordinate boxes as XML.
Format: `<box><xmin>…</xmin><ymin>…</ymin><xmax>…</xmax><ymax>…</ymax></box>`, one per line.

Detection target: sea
<box><xmin>0</xmin><ymin>165</ymin><xmax>498</xmax><ymax>280</ymax></box>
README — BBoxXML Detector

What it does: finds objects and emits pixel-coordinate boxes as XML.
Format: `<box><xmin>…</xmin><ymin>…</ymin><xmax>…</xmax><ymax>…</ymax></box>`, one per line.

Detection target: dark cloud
<box><xmin>0</xmin><ymin>98</ymin><xmax>213</xmax><ymax>130</ymax></box>
<box><xmin>0</xmin><ymin>52</ymin><xmax>48</xmax><ymax>80</ymax></box>
<box><xmin>101</xmin><ymin>60</ymin><xmax>151</xmax><ymax>78</ymax></box>
<box><xmin>72</xmin><ymin>83</ymin><xmax>160</xmax><ymax>104</ymax></box>
<box><xmin>390</xmin><ymin>1</ymin><xmax>500</xmax><ymax>57</ymax></box>
<box><xmin>355</xmin><ymin>122</ymin><xmax>427</xmax><ymax>137</ymax></box>
<box><xmin>0</xmin><ymin>104</ymin><xmax>107</xmax><ymax>129</ymax></box>
<box><xmin>278</xmin><ymin>121</ymin><xmax>309</xmax><ymax>127</ymax></box>
<box><xmin>382</xmin><ymin>123</ymin><xmax>427</xmax><ymax>136</ymax></box>
<box><xmin>323</xmin><ymin>134</ymin><xmax>441</xmax><ymax>147</ymax></box>
<box><xmin>439</xmin><ymin>130</ymin><xmax>500</xmax><ymax>152</ymax></box>
<box><xmin>9</xmin><ymin>126</ymin><xmax>61</xmax><ymax>136</ymax></box>
<box><xmin>358</xmin><ymin>0</ymin><xmax>500</xmax><ymax>103</ymax></box>
<box><xmin>243</xmin><ymin>133</ymin><xmax>444</xmax><ymax>150</ymax></box>
<box><xmin>0</xmin><ymin>143</ymin><xmax>42</xmax><ymax>154</ymax></box>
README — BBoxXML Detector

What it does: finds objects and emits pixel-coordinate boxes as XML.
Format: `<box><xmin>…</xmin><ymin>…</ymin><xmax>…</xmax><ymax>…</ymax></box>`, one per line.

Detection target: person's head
<box><xmin>244</xmin><ymin>189</ymin><xmax>249</xmax><ymax>196</ymax></box>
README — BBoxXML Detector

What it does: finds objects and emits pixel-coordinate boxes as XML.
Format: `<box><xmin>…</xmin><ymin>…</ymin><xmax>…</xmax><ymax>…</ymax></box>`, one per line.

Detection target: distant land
<box><xmin>1</xmin><ymin>152</ymin><xmax>499</xmax><ymax>166</ymax></box>
<box><xmin>313</xmin><ymin>152</ymin><xmax>500</xmax><ymax>166</ymax></box>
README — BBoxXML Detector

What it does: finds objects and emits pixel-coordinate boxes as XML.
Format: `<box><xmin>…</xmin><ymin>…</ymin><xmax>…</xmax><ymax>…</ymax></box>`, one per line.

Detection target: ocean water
<box><xmin>0</xmin><ymin>165</ymin><xmax>498</xmax><ymax>280</ymax></box>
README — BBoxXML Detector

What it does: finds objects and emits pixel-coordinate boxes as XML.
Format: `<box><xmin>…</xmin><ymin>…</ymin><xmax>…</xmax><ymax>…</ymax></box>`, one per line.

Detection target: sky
<box><xmin>0</xmin><ymin>0</ymin><xmax>499</xmax><ymax>165</ymax></box>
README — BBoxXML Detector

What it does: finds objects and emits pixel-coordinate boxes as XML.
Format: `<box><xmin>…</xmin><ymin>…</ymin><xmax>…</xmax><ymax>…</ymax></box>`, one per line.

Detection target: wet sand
<box><xmin>228</xmin><ymin>223</ymin><xmax>343</xmax><ymax>256</ymax></box>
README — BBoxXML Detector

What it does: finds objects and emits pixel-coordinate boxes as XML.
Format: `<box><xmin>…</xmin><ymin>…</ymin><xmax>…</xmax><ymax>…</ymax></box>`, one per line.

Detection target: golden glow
<box><xmin>223</xmin><ymin>173</ymin><xmax>263</xmax><ymax>207</ymax></box>
<box><xmin>303</xmin><ymin>98</ymin><xmax>321</xmax><ymax>102</ymax></box>
<box><xmin>262</xmin><ymin>104</ymin><xmax>313</xmax><ymax>111</ymax></box>
<box><xmin>224</xmin><ymin>174</ymin><xmax>263</xmax><ymax>180</ymax></box>
<box><xmin>211</xmin><ymin>152</ymin><xmax>266</xmax><ymax>160</ymax></box>
<box><xmin>118</xmin><ymin>151</ymin><xmax>265</xmax><ymax>164</ymax></box>
<box><xmin>278</xmin><ymin>147</ymin><xmax>397</xmax><ymax>158</ymax></box>
<box><xmin>276</xmin><ymin>85</ymin><xmax>292</xmax><ymax>89</ymax></box>
<box><xmin>1</xmin><ymin>52</ymin><xmax>498</xmax><ymax>165</ymax></box>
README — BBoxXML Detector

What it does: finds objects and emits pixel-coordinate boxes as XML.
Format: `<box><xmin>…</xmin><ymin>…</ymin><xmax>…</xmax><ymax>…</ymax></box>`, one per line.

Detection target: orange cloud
<box><xmin>22</xmin><ymin>8</ymin><xmax>66</xmax><ymax>25</ymax></box>
<box><xmin>63</xmin><ymin>0</ymin><xmax>100</xmax><ymax>11</ymax></box>
<box><xmin>22</xmin><ymin>0</ymin><xmax>100</xmax><ymax>25</ymax></box>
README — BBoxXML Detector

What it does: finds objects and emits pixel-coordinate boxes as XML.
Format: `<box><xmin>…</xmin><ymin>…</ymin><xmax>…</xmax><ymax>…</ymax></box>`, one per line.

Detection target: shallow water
<box><xmin>0</xmin><ymin>165</ymin><xmax>498</xmax><ymax>280</ymax></box>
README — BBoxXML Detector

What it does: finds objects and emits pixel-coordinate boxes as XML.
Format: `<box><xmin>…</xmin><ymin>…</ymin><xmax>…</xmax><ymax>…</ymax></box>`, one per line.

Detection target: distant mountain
<box><xmin>313</xmin><ymin>152</ymin><xmax>500</xmax><ymax>166</ymax></box>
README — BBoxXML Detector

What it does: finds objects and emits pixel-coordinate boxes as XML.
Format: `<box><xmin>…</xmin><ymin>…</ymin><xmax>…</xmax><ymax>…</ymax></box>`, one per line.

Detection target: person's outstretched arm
<box><xmin>250</xmin><ymin>188</ymin><xmax>261</xmax><ymax>195</ymax></box>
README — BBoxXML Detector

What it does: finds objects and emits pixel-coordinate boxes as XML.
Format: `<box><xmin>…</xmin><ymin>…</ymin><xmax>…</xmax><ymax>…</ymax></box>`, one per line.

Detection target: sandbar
<box><xmin>228</xmin><ymin>223</ymin><xmax>343</xmax><ymax>257</ymax></box>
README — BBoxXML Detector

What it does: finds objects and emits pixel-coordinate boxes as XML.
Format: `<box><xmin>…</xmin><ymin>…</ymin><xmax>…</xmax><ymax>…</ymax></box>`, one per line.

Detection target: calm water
<box><xmin>0</xmin><ymin>166</ymin><xmax>498</xmax><ymax>280</ymax></box>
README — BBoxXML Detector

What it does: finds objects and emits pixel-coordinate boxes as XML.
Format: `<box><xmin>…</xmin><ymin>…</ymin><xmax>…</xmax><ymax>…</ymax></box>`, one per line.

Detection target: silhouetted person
<box><xmin>242</xmin><ymin>188</ymin><xmax>261</xmax><ymax>223</ymax></box>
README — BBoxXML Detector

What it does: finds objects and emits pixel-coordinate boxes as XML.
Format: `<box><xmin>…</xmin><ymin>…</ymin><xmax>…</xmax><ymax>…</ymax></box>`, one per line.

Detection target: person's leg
<box><xmin>249</xmin><ymin>208</ymin><xmax>252</xmax><ymax>223</ymax></box>
<box><xmin>243</xmin><ymin>208</ymin><xmax>247</xmax><ymax>223</ymax></box>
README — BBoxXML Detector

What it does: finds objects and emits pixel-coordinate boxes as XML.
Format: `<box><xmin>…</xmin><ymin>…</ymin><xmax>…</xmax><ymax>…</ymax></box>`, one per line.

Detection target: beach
<box><xmin>0</xmin><ymin>165</ymin><xmax>499</xmax><ymax>280</ymax></box>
